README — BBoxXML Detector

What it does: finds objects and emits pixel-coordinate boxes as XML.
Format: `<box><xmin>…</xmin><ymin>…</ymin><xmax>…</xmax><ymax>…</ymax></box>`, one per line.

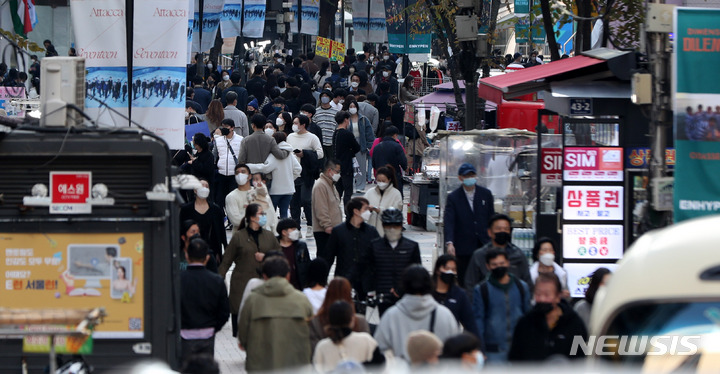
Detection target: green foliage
<box><xmin>0</xmin><ymin>28</ymin><xmax>45</xmax><ymax>53</ymax></box>
<box><xmin>606</xmin><ymin>0</ymin><xmax>645</xmax><ymax>49</ymax></box>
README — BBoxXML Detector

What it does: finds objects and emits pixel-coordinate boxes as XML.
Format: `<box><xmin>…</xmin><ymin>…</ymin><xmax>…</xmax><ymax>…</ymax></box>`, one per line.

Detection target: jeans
<box><xmin>354</xmin><ymin>152</ymin><xmax>367</xmax><ymax>191</ymax></box>
<box><xmin>290</xmin><ymin>181</ymin><xmax>313</xmax><ymax>227</ymax></box>
<box><xmin>366</xmin><ymin>156</ymin><xmax>374</xmax><ymax>182</ymax></box>
<box><xmin>271</xmin><ymin>194</ymin><xmax>292</xmax><ymax>219</ymax></box>
<box><xmin>336</xmin><ymin>173</ymin><xmax>354</xmax><ymax>205</ymax></box>
<box><xmin>214</xmin><ymin>174</ymin><xmax>237</xmax><ymax>210</ymax></box>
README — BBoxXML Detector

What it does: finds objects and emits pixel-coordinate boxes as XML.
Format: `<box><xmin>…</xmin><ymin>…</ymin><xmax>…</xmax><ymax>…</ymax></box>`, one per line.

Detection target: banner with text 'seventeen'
<box><xmin>673</xmin><ymin>8</ymin><xmax>720</xmax><ymax>222</ymax></box>
<box><xmin>132</xmin><ymin>0</ymin><xmax>189</xmax><ymax>150</ymax></box>
<box><xmin>384</xmin><ymin>0</ymin><xmax>406</xmax><ymax>53</ymax></box>
<box><xmin>70</xmin><ymin>0</ymin><xmax>129</xmax><ymax>126</ymax></box>
<box><xmin>192</xmin><ymin>0</ymin><xmax>224</xmax><ymax>53</ymax></box>
<box><xmin>368</xmin><ymin>0</ymin><xmax>387</xmax><ymax>42</ymax></box>
<box><xmin>300</xmin><ymin>0</ymin><xmax>319</xmax><ymax>35</ymax></box>
<box><xmin>221</xmin><ymin>0</ymin><xmax>243</xmax><ymax>38</ymax></box>
<box><xmin>243</xmin><ymin>0</ymin><xmax>265</xmax><ymax>38</ymax></box>
<box><xmin>353</xmin><ymin>0</ymin><xmax>370</xmax><ymax>42</ymax></box>
<box><xmin>187</xmin><ymin>0</ymin><xmax>195</xmax><ymax>62</ymax></box>
<box><xmin>290</xmin><ymin>0</ymin><xmax>299</xmax><ymax>34</ymax></box>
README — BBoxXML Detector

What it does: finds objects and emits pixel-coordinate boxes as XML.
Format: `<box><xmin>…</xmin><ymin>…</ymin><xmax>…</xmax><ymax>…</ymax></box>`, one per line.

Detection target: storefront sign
<box><xmin>541</xmin><ymin>148</ymin><xmax>562</xmax><ymax>187</ymax></box>
<box><xmin>570</xmin><ymin>98</ymin><xmax>593</xmax><ymax>115</ymax></box>
<box><xmin>626</xmin><ymin>147</ymin><xmax>675</xmax><ymax>169</ymax></box>
<box><xmin>563</xmin><ymin>185</ymin><xmax>624</xmax><ymax>220</ymax></box>
<box><xmin>50</xmin><ymin>172</ymin><xmax>91</xmax><ymax>214</ymax></box>
<box><xmin>564</xmin><ymin>147</ymin><xmax>623</xmax><ymax>182</ymax></box>
<box><xmin>0</xmin><ymin>233</ymin><xmax>145</xmax><ymax>339</ymax></box>
<box><xmin>563</xmin><ymin>224</ymin><xmax>624</xmax><ymax>259</ymax></box>
<box><xmin>565</xmin><ymin>263</ymin><xmax>619</xmax><ymax>298</ymax></box>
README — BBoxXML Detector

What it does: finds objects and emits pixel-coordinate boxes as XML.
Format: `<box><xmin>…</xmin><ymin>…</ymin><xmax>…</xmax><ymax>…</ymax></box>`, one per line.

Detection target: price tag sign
<box><xmin>50</xmin><ymin>172</ymin><xmax>92</xmax><ymax>214</ymax></box>
<box><xmin>569</xmin><ymin>98</ymin><xmax>593</xmax><ymax>115</ymax></box>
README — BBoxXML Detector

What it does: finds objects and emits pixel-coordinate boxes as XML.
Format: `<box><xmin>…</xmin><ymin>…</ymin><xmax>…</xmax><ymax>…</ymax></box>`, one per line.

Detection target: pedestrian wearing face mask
<box><xmin>432</xmin><ymin>255</ymin><xmax>480</xmax><ymax>339</ymax></box>
<box><xmin>464</xmin><ymin>214</ymin><xmax>532</xmax><ymax>291</ymax></box>
<box><xmin>275</xmin><ymin>218</ymin><xmax>311</xmax><ymax>290</ymax></box>
<box><xmin>225</xmin><ymin>164</ymin><xmax>272</xmax><ymax>235</ymax></box>
<box><xmin>212</xmin><ymin>119</ymin><xmax>243</xmax><ymax>212</ymax></box>
<box><xmin>530</xmin><ymin>238</ymin><xmax>569</xmax><ymax>298</ymax></box>
<box><xmin>324</xmin><ymin>197</ymin><xmax>380</xmax><ymax>295</ymax></box>
<box><xmin>364</xmin><ymin>166</ymin><xmax>403</xmax><ymax>237</ymax></box>
<box><xmin>375</xmin><ymin>66</ymin><xmax>399</xmax><ymax>96</ymax></box>
<box><xmin>343</xmin><ymin>99</ymin><xmax>375</xmax><ymax>193</ymax></box>
<box><xmin>181</xmin><ymin>180</ymin><xmax>228</xmax><ymax>266</ymax></box>
<box><xmin>444</xmin><ymin>163</ymin><xmax>495</xmax><ymax>287</ymax></box>
<box><xmin>312</xmin><ymin>159</ymin><xmax>344</xmax><ymax>256</ymax></box>
<box><xmin>215</xmin><ymin>70</ymin><xmax>233</xmax><ymax>98</ymax></box>
<box><xmin>472</xmin><ymin>250</ymin><xmax>530</xmax><ymax>364</ymax></box>
<box><xmin>360</xmin><ymin>208</ymin><xmax>420</xmax><ymax>316</ymax></box>
<box><xmin>508</xmin><ymin>272</ymin><xmax>587</xmax><ymax>362</ymax></box>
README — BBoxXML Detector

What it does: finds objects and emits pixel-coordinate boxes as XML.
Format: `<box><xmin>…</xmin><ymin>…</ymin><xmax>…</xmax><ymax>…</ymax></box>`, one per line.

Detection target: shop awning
<box><xmin>411</xmin><ymin>91</ymin><xmax>497</xmax><ymax>112</ymax></box>
<box><xmin>478</xmin><ymin>48</ymin><xmax>635</xmax><ymax>104</ymax></box>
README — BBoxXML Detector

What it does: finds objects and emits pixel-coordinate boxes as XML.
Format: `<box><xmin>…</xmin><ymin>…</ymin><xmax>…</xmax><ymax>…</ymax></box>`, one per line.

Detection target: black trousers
<box><xmin>336</xmin><ymin>173</ymin><xmax>354</xmax><ymax>206</ymax></box>
<box><xmin>456</xmin><ymin>254</ymin><xmax>472</xmax><ymax>289</ymax></box>
<box><xmin>290</xmin><ymin>181</ymin><xmax>313</xmax><ymax>227</ymax></box>
<box><xmin>181</xmin><ymin>336</ymin><xmax>215</xmax><ymax>359</ymax></box>
<box><xmin>314</xmin><ymin>231</ymin><xmax>331</xmax><ymax>259</ymax></box>
<box><xmin>214</xmin><ymin>174</ymin><xmax>237</xmax><ymax>210</ymax></box>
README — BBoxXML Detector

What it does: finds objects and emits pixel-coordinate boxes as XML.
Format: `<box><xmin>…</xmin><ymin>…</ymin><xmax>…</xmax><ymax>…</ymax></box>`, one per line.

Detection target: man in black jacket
<box><xmin>180</xmin><ymin>238</ymin><xmax>230</xmax><ymax>359</ymax></box>
<box><xmin>361</xmin><ymin>208</ymin><xmax>421</xmax><ymax>316</ymax></box>
<box><xmin>332</xmin><ymin>110</ymin><xmax>361</xmax><ymax>205</ymax></box>
<box><xmin>299</xmin><ymin>104</ymin><xmax>325</xmax><ymax>143</ymax></box>
<box><xmin>372</xmin><ymin>126</ymin><xmax>408</xmax><ymax>196</ymax></box>
<box><xmin>323</xmin><ymin>197</ymin><xmax>380</xmax><ymax>293</ymax></box>
<box><xmin>245</xmin><ymin>65</ymin><xmax>267</xmax><ymax>104</ymax></box>
<box><xmin>221</xmin><ymin>71</ymin><xmax>249</xmax><ymax>109</ymax></box>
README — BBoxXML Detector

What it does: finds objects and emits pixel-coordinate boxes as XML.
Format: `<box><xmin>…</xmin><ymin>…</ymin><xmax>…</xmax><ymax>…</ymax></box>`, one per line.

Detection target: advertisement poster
<box><xmin>221</xmin><ymin>0</ymin><xmax>243</xmax><ymax>38</ymax></box>
<box><xmin>563</xmin><ymin>185</ymin><xmax>624</xmax><ymax>220</ymax></box>
<box><xmin>673</xmin><ymin>8</ymin><xmax>720</xmax><ymax>222</ymax></box>
<box><xmin>368</xmin><ymin>0</ymin><xmax>387</xmax><ymax>42</ymax></box>
<box><xmin>565</xmin><ymin>263</ymin><xmax>618</xmax><ymax>298</ymax></box>
<box><xmin>315</xmin><ymin>37</ymin><xmax>345</xmax><ymax>62</ymax></box>
<box><xmin>479</xmin><ymin>0</ymin><xmax>491</xmax><ymax>33</ymax></box>
<box><xmin>563</xmin><ymin>224</ymin><xmax>624</xmax><ymax>260</ymax></box>
<box><xmin>384</xmin><ymin>0</ymin><xmax>406</xmax><ymax>53</ymax></box>
<box><xmin>353</xmin><ymin>0</ymin><xmax>370</xmax><ymax>42</ymax></box>
<box><xmin>300</xmin><ymin>0</ymin><xmax>319</xmax><ymax>35</ymax></box>
<box><xmin>515</xmin><ymin>0</ymin><xmax>529</xmax><ymax>14</ymax></box>
<box><xmin>625</xmin><ymin>148</ymin><xmax>675</xmax><ymax>169</ymax></box>
<box><xmin>564</xmin><ymin>147</ymin><xmax>623</xmax><ymax>182</ymax></box>
<box><xmin>192</xmin><ymin>0</ymin><xmax>223</xmax><ymax>53</ymax></box>
<box><xmin>243</xmin><ymin>0</ymin><xmax>265</xmax><ymax>37</ymax></box>
<box><xmin>541</xmin><ymin>148</ymin><xmax>562</xmax><ymax>187</ymax></box>
<box><xmin>406</xmin><ymin>0</ymin><xmax>431</xmax><ymax>54</ymax></box>
<box><xmin>133</xmin><ymin>0</ymin><xmax>189</xmax><ymax>150</ymax></box>
<box><xmin>0</xmin><ymin>86</ymin><xmax>26</xmax><ymax>117</ymax></box>
<box><xmin>0</xmin><ymin>233</ymin><xmax>145</xmax><ymax>338</ymax></box>
<box><xmin>70</xmin><ymin>0</ymin><xmax>129</xmax><ymax>125</ymax></box>
<box><xmin>515</xmin><ymin>15</ymin><xmax>529</xmax><ymax>44</ymax></box>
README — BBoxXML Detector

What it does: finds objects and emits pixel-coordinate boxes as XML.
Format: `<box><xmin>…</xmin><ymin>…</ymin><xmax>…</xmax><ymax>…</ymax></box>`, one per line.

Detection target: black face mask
<box><xmin>220</xmin><ymin>127</ymin><xmax>230</xmax><ymax>136</ymax></box>
<box><xmin>533</xmin><ymin>302</ymin><xmax>555</xmax><ymax>315</ymax></box>
<box><xmin>493</xmin><ymin>232</ymin><xmax>511</xmax><ymax>245</ymax></box>
<box><xmin>439</xmin><ymin>272</ymin><xmax>456</xmax><ymax>285</ymax></box>
<box><xmin>490</xmin><ymin>266</ymin><xmax>508</xmax><ymax>279</ymax></box>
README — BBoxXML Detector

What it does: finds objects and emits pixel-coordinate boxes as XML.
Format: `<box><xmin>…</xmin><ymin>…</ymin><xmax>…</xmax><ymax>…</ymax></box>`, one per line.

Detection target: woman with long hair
<box><xmin>363</xmin><ymin>165</ymin><xmax>403</xmax><ymax>237</ymax></box>
<box><xmin>218</xmin><ymin>203</ymin><xmax>281</xmax><ymax>337</ymax></box>
<box><xmin>431</xmin><ymin>254</ymin><xmax>479</xmax><ymax>338</ymax></box>
<box><xmin>297</xmin><ymin>82</ymin><xmax>317</xmax><ymax>108</ymax></box>
<box><xmin>573</xmin><ymin>267</ymin><xmax>611</xmax><ymax>328</ymax></box>
<box><xmin>314</xmin><ymin>61</ymin><xmax>331</xmax><ymax>87</ymax></box>
<box><xmin>205</xmin><ymin>99</ymin><xmax>225</xmax><ymax>133</ymax></box>
<box><xmin>309</xmin><ymin>277</ymin><xmax>371</xmax><ymax>353</ymax></box>
<box><xmin>342</xmin><ymin>99</ymin><xmax>375</xmax><ymax>192</ymax></box>
<box><xmin>399</xmin><ymin>75</ymin><xmax>419</xmax><ymax>103</ymax></box>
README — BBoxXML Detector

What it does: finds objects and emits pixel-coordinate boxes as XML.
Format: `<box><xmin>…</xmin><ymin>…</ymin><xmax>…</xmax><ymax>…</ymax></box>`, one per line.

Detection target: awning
<box><xmin>411</xmin><ymin>91</ymin><xmax>497</xmax><ymax>112</ymax></box>
<box><xmin>477</xmin><ymin>48</ymin><xmax>635</xmax><ymax>104</ymax></box>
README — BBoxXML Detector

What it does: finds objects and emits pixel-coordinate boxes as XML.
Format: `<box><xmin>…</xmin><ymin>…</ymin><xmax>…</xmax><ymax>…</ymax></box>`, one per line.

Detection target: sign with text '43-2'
<box><xmin>570</xmin><ymin>98</ymin><xmax>593</xmax><ymax>115</ymax></box>
<box><xmin>50</xmin><ymin>172</ymin><xmax>92</xmax><ymax>214</ymax></box>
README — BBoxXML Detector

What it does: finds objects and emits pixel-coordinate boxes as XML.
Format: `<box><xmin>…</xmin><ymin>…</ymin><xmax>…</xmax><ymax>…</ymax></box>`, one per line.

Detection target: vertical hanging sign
<box><xmin>221</xmin><ymin>0</ymin><xmax>243</xmax><ymax>38</ymax></box>
<box><xmin>243</xmin><ymin>0</ymin><xmax>266</xmax><ymax>37</ymax></box>
<box><xmin>193</xmin><ymin>0</ymin><xmax>224</xmax><ymax>53</ymax></box>
<box><xmin>300</xmin><ymin>0</ymin><xmax>319</xmax><ymax>35</ymax></box>
<box><xmin>70</xmin><ymin>0</ymin><xmax>129</xmax><ymax>126</ymax></box>
<box><xmin>368</xmin><ymin>0</ymin><xmax>387</xmax><ymax>42</ymax></box>
<box><xmin>384</xmin><ymin>0</ymin><xmax>406</xmax><ymax>53</ymax></box>
<box><xmin>353</xmin><ymin>0</ymin><xmax>370</xmax><ymax>42</ymax></box>
<box><xmin>290</xmin><ymin>0</ymin><xmax>299</xmax><ymax>34</ymax></box>
<box><xmin>132</xmin><ymin>0</ymin><xmax>190</xmax><ymax>149</ymax></box>
<box><xmin>187</xmin><ymin>0</ymin><xmax>195</xmax><ymax>62</ymax></box>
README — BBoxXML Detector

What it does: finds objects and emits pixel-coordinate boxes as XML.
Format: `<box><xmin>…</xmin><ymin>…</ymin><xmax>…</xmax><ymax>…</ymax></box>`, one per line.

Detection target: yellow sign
<box><xmin>0</xmin><ymin>233</ymin><xmax>145</xmax><ymax>339</ymax></box>
<box><xmin>331</xmin><ymin>41</ymin><xmax>346</xmax><ymax>63</ymax></box>
<box><xmin>315</xmin><ymin>37</ymin><xmax>332</xmax><ymax>59</ymax></box>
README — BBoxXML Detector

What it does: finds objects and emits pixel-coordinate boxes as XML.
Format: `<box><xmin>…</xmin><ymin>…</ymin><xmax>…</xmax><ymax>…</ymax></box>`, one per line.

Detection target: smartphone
<box><xmin>293</xmin><ymin>149</ymin><xmax>301</xmax><ymax>153</ymax></box>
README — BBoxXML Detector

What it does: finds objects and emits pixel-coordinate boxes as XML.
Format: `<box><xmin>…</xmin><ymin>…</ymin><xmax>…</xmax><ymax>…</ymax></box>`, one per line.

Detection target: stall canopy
<box><xmin>413</xmin><ymin>80</ymin><xmax>496</xmax><ymax>111</ymax></box>
<box><xmin>478</xmin><ymin>48</ymin><xmax>636</xmax><ymax>104</ymax></box>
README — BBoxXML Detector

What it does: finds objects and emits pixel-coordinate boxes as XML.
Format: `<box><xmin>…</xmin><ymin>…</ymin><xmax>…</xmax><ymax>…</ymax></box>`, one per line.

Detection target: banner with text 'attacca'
<box><xmin>132</xmin><ymin>0</ymin><xmax>189</xmax><ymax>149</ymax></box>
<box><xmin>70</xmin><ymin>0</ymin><xmax>129</xmax><ymax>126</ymax></box>
<box><xmin>673</xmin><ymin>8</ymin><xmax>720</xmax><ymax>222</ymax></box>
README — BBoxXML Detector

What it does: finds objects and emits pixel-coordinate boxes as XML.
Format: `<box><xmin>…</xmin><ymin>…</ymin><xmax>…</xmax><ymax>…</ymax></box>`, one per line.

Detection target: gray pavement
<box><xmin>215</xmin><ymin>185</ymin><xmax>439</xmax><ymax>373</ymax></box>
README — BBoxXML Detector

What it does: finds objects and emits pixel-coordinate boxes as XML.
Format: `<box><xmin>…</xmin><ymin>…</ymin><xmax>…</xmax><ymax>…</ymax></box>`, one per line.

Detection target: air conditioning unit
<box><xmin>455</xmin><ymin>15</ymin><xmax>478</xmax><ymax>41</ymax></box>
<box><xmin>40</xmin><ymin>57</ymin><xmax>85</xmax><ymax>127</ymax></box>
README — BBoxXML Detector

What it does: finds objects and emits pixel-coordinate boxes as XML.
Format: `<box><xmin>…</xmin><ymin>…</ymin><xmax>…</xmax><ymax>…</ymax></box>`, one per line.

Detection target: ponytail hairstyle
<box><xmin>324</xmin><ymin>300</ymin><xmax>354</xmax><ymax>344</ymax></box>
<box><xmin>238</xmin><ymin>203</ymin><xmax>261</xmax><ymax>230</ymax></box>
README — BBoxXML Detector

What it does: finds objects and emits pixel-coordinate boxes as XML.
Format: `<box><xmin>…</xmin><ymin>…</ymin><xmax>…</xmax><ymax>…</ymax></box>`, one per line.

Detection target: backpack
<box><xmin>479</xmin><ymin>277</ymin><xmax>526</xmax><ymax>316</ymax></box>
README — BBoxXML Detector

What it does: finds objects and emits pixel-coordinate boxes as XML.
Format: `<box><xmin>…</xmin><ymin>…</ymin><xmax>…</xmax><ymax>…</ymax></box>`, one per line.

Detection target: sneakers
<box><xmin>305</xmin><ymin>227</ymin><xmax>314</xmax><ymax>238</ymax></box>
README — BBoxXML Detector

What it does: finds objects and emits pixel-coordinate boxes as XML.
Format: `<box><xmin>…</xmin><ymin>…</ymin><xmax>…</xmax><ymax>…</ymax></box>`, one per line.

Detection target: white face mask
<box><xmin>264</xmin><ymin>128</ymin><xmax>275</xmax><ymax>136</ymax></box>
<box><xmin>339</xmin><ymin>99</ymin><xmax>345</xmax><ymax>104</ymax></box>
<box><xmin>377</xmin><ymin>182</ymin><xmax>389</xmax><ymax>190</ymax></box>
<box><xmin>369</xmin><ymin>56</ymin><xmax>375</xmax><ymax>61</ymax></box>
<box><xmin>275</xmin><ymin>117</ymin><xmax>284</xmax><ymax>126</ymax></box>
<box><xmin>185</xmin><ymin>111</ymin><xmax>190</xmax><ymax>118</ymax></box>
<box><xmin>383</xmin><ymin>71</ymin><xmax>389</xmax><ymax>78</ymax></box>
<box><xmin>539</xmin><ymin>253</ymin><xmax>555</xmax><ymax>266</ymax></box>
<box><xmin>235</xmin><ymin>173</ymin><xmax>249</xmax><ymax>185</ymax></box>
<box><xmin>196</xmin><ymin>187</ymin><xmax>210</xmax><ymax>199</ymax></box>
<box><xmin>349</xmin><ymin>107</ymin><xmax>358</xmax><ymax>115</ymax></box>
<box><xmin>349</xmin><ymin>68</ymin><xmax>355</xmax><ymax>73</ymax></box>
<box><xmin>207</xmin><ymin>63</ymin><xmax>213</xmax><ymax>69</ymax></box>
<box><xmin>222</xmin><ymin>75</ymin><xmax>230</xmax><ymax>81</ymax></box>
<box><xmin>331</xmin><ymin>173</ymin><xmax>341</xmax><ymax>182</ymax></box>
<box><xmin>351</xmin><ymin>81</ymin><xmax>359</xmax><ymax>88</ymax></box>
<box><xmin>292</xmin><ymin>124</ymin><xmax>299</xmax><ymax>133</ymax></box>
<box><xmin>385</xmin><ymin>227</ymin><xmax>402</xmax><ymax>241</ymax></box>
<box><xmin>288</xmin><ymin>229</ymin><xmax>300</xmax><ymax>241</ymax></box>
<box><xmin>383</xmin><ymin>55</ymin><xmax>390</xmax><ymax>61</ymax></box>
<box><xmin>361</xmin><ymin>210</ymin><xmax>372</xmax><ymax>221</ymax></box>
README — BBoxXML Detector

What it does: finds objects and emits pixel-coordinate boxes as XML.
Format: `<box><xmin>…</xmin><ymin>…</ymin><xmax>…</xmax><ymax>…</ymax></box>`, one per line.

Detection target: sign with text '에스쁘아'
<box><xmin>563</xmin><ymin>185</ymin><xmax>623</xmax><ymax>220</ymax></box>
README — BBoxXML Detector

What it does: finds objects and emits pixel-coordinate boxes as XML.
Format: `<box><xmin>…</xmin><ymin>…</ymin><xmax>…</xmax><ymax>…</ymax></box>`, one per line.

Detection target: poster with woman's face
<box><xmin>111</xmin><ymin>258</ymin><xmax>133</xmax><ymax>299</ymax></box>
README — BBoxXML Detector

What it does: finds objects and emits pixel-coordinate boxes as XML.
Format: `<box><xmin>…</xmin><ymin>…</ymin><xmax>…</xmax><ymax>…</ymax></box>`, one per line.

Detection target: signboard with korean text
<box><xmin>565</xmin><ymin>263</ymin><xmax>619</xmax><ymax>298</ymax></box>
<box><xmin>331</xmin><ymin>40</ymin><xmax>346</xmax><ymax>62</ymax></box>
<box><xmin>50</xmin><ymin>172</ymin><xmax>91</xmax><ymax>214</ymax></box>
<box><xmin>563</xmin><ymin>185</ymin><xmax>623</xmax><ymax>220</ymax></box>
<box><xmin>541</xmin><ymin>148</ymin><xmax>562</xmax><ymax>187</ymax></box>
<box><xmin>0</xmin><ymin>233</ymin><xmax>145</xmax><ymax>339</ymax></box>
<box><xmin>315</xmin><ymin>36</ymin><xmax>332</xmax><ymax>58</ymax></box>
<box><xmin>564</xmin><ymin>147</ymin><xmax>623</xmax><ymax>182</ymax></box>
<box><xmin>626</xmin><ymin>147</ymin><xmax>675</xmax><ymax>169</ymax></box>
<box><xmin>563</xmin><ymin>224</ymin><xmax>624</xmax><ymax>260</ymax></box>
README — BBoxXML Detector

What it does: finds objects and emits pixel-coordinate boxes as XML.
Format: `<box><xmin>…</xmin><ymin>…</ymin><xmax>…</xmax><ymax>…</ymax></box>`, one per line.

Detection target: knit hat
<box><xmin>406</xmin><ymin>330</ymin><xmax>443</xmax><ymax>365</ymax></box>
<box><xmin>248</xmin><ymin>98</ymin><xmax>258</xmax><ymax>109</ymax></box>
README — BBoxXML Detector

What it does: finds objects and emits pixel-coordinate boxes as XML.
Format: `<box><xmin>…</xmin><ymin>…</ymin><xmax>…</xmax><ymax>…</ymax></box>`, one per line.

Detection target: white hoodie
<box><xmin>246</xmin><ymin>141</ymin><xmax>302</xmax><ymax>195</ymax></box>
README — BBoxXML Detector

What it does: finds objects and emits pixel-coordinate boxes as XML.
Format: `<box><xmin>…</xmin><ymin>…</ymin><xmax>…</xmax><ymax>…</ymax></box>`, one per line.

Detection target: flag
<box><xmin>10</xmin><ymin>0</ymin><xmax>36</xmax><ymax>37</ymax></box>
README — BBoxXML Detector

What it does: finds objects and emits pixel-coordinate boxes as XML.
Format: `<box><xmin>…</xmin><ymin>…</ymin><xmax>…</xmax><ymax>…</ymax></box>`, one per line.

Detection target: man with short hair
<box><xmin>180</xmin><ymin>238</ymin><xmax>230</xmax><ymax>359</ymax></box>
<box><xmin>361</xmin><ymin>93</ymin><xmax>380</xmax><ymax>135</ymax></box>
<box><xmin>299</xmin><ymin>103</ymin><xmax>324</xmax><ymax>141</ymax></box>
<box><xmin>315</xmin><ymin>90</ymin><xmax>339</xmax><ymax>161</ymax></box>
<box><xmin>246</xmin><ymin>66</ymin><xmax>267</xmax><ymax>104</ymax></box>
<box><xmin>473</xmin><ymin>250</ymin><xmax>530</xmax><ymax>363</ymax></box>
<box><xmin>464</xmin><ymin>214</ymin><xmax>532</xmax><ymax>290</ymax></box>
<box><xmin>312</xmin><ymin>159</ymin><xmax>343</xmax><ymax>256</ymax></box>
<box><xmin>221</xmin><ymin>71</ymin><xmax>249</xmax><ymax>109</ymax></box>
<box><xmin>237</xmin><ymin>114</ymin><xmax>290</xmax><ymax>164</ymax></box>
<box><xmin>287</xmin><ymin>114</ymin><xmax>324</xmax><ymax>237</ymax></box>
<box><xmin>445</xmin><ymin>163</ymin><xmax>495</xmax><ymax>287</ymax></box>
<box><xmin>192</xmin><ymin>76</ymin><xmax>212</xmax><ymax>113</ymax></box>
<box><xmin>506</xmin><ymin>53</ymin><xmax>525</xmax><ymax>70</ymax></box>
<box><xmin>238</xmin><ymin>256</ymin><xmax>314</xmax><ymax>372</ymax></box>
<box><xmin>287</xmin><ymin>58</ymin><xmax>311</xmax><ymax>83</ymax></box>
<box><xmin>223</xmin><ymin>91</ymin><xmax>249</xmax><ymax>137</ymax></box>
<box><xmin>212</xmin><ymin>119</ymin><xmax>243</xmax><ymax>210</ymax></box>
<box><xmin>332</xmin><ymin>110</ymin><xmax>361</xmax><ymax>205</ymax></box>
<box><xmin>330</xmin><ymin>88</ymin><xmax>347</xmax><ymax>111</ymax></box>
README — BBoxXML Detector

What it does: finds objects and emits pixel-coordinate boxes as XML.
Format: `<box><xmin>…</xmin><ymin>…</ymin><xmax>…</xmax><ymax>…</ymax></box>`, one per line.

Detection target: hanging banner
<box><xmin>187</xmin><ymin>0</ymin><xmax>195</xmax><ymax>62</ymax></box>
<box><xmin>133</xmin><ymin>0</ymin><xmax>189</xmax><ymax>150</ymax></box>
<box><xmin>192</xmin><ymin>0</ymin><xmax>224</xmax><ymax>53</ymax></box>
<box><xmin>384</xmin><ymin>0</ymin><xmax>406</xmax><ymax>53</ymax></box>
<box><xmin>532</xmin><ymin>19</ymin><xmax>545</xmax><ymax>44</ymax></box>
<box><xmin>290</xmin><ymin>0</ymin><xmax>299</xmax><ymax>34</ymax></box>
<box><xmin>243</xmin><ymin>0</ymin><xmax>266</xmax><ymax>38</ymax></box>
<box><xmin>673</xmin><ymin>8</ymin><xmax>720</xmax><ymax>222</ymax></box>
<box><xmin>406</xmin><ymin>0</ymin><xmax>431</xmax><ymax>54</ymax></box>
<box><xmin>353</xmin><ymin>0</ymin><xmax>370</xmax><ymax>42</ymax></box>
<box><xmin>70</xmin><ymin>0</ymin><xmax>129</xmax><ymax>125</ymax></box>
<box><xmin>368</xmin><ymin>0</ymin><xmax>387</xmax><ymax>42</ymax></box>
<box><xmin>515</xmin><ymin>15</ymin><xmax>530</xmax><ymax>43</ymax></box>
<box><xmin>300</xmin><ymin>0</ymin><xmax>319</xmax><ymax>35</ymax></box>
<box><xmin>515</xmin><ymin>0</ymin><xmax>529</xmax><ymax>14</ymax></box>
<box><xmin>479</xmin><ymin>0</ymin><xmax>491</xmax><ymax>33</ymax></box>
<box><xmin>221</xmin><ymin>0</ymin><xmax>243</xmax><ymax>38</ymax></box>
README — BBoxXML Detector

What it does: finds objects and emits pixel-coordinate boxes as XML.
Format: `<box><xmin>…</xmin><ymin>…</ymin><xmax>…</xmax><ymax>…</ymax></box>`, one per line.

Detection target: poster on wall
<box><xmin>300</xmin><ymin>0</ymin><xmax>319</xmax><ymax>35</ymax></box>
<box><xmin>564</xmin><ymin>147</ymin><xmax>624</xmax><ymax>182</ymax></box>
<box><xmin>0</xmin><ymin>86</ymin><xmax>26</xmax><ymax>117</ymax></box>
<box><xmin>132</xmin><ymin>0</ymin><xmax>189</xmax><ymax>150</ymax></box>
<box><xmin>368</xmin><ymin>0</ymin><xmax>387</xmax><ymax>42</ymax></box>
<box><xmin>673</xmin><ymin>8</ymin><xmax>720</xmax><ymax>222</ymax></box>
<box><xmin>563</xmin><ymin>224</ymin><xmax>624</xmax><ymax>260</ymax></box>
<box><xmin>353</xmin><ymin>0</ymin><xmax>370</xmax><ymax>42</ymax></box>
<box><xmin>221</xmin><ymin>0</ymin><xmax>243</xmax><ymax>38</ymax></box>
<box><xmin>565</xmin><ymin>263</ymin><xmax>618</xmax><ymax>298</ymax></box>
<box><xmin>192</xmin><ymin>0</ymin><xmax>224</xmax><ymax>53</ymax></box>
<box><xmin>0</xmin><ymin>233</ymin><xmax>145</xmax><ymax>338</ymax></box>
<box><xmin>243</xmin><ymin>0</ymin><xmax>266</xmax><ymax>37</ymax></box>
<box><xmin>70</xmin><ymin>0</ymin><xmax>128</xmax><ymax>125</ymax></box>
<box><xmin>563</xmin><ymin>185</ymin><xmax>624</xmax><ymax>220</ymax></box>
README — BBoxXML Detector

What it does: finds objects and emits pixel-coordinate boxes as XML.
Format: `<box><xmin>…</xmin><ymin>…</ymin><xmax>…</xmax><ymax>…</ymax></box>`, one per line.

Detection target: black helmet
<box><xmin>381</xmin><ymin>208</ymin><xmax>403</xmax><ymax>225</ymax></box>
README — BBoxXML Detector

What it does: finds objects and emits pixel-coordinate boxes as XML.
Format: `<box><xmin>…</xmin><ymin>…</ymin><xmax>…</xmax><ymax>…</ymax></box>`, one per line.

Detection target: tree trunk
<box><xmin>540</xmin><ymin>0</ymin><xmax>560</xmax><ymax>60</ymax></box>
<box><xmin>319</xmin><ymin>0</ymin><xmax>339</xmax><ymax>38</ymax></box>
